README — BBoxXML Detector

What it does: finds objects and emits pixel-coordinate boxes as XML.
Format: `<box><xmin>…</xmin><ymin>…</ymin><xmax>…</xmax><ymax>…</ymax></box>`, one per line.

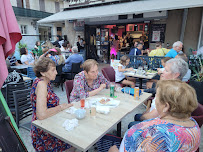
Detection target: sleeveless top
<box><xmin>30</xmin><ymin>78</ymin><xmax>71</xmax><ymax>151</ymax></box>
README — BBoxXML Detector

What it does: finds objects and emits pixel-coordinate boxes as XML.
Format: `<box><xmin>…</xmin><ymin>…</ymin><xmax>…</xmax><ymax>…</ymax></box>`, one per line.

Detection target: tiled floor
<box><xmin>19</xmin><ymin>63</ymin><xmax>203</xmax><ymax>151</ymax></box>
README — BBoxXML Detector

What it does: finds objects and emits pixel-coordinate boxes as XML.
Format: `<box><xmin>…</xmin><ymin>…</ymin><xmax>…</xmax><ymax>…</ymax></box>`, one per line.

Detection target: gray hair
<box><xmin>166</xmin><ymin>58</ymin><xmax>188</xmax><ymax>80</ymax></box>
<box><xmin>172</xmin><ymin>41</ymin><xmax>183</xmax><ymax>48</ymax></box>
<box><xmin>72</xmin><ymin>46</ymin><xmax>78</xmax><ymax>53</ymax></box>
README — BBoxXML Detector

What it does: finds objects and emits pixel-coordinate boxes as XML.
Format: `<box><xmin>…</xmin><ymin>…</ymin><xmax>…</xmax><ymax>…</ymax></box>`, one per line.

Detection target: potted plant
<box><xmin>18</xmin><ymin>41</ymin><xmax>27</xmax><ymax>53</ymax></box>
<box><xmin>189</xmin><ymin>55</ymin><xmax>203</xmax><ymax>104</ymax></box>
<box><xmin>189</xmin><ymin>48</ymin><xmax>197</xmax><ymax>55</ymax></box>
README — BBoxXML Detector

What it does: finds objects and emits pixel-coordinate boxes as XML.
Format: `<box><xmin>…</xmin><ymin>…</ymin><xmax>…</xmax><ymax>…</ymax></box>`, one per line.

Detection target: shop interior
<box><xmin>86</xmin><ymin>23</ymin><xmax>150</xmax><ymax>63</ymax></box>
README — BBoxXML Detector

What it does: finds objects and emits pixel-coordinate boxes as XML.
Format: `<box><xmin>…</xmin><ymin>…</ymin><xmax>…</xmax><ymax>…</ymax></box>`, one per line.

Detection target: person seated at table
<box><xmin>62</xmin><ymin>46</ymin><xmax>84</xmax><ymax>73</ymax></box>
<box><xmin>129</xmin><ymin>43</ymin><xmax>142</xmax><ymax>56</ymax></box>
<box><xmin>148</xmin><ymin>41</ymin><xmax>169</xmax><ymax>56</ymax></box>
<box><xmin>115</xmin><ymin>55</ymin><xmax>135</xmax><ymax>88</ymax></box>
<box><xmin>175</xmin><ymin>53</ymin><xmax>191</xmax><ymax>82</ymax></box>
<box><xmin>109</xmin><ymin>80</ymin><xmax>201</xmax><ymax>152</ymax></box>
<box><xmin>20</xmin><ymin>47</ymin><xmax>35</xmax><ymax>65</ymax></box>
<box><xmin>70</xmin><ymin>59</ymin><xmax>110</xmax><ymax>102</ymax></box>
<box><xmin>7</xmin><ymin>51</ymin><xmax>21</xmax><ymax>66</ymax></box>
<box><xmin>61</xmin><ymin>41</ymin><xmax>69</xmax><ymax>52</ymax></box>
<box><xmin>165</xmin><ymin>41</ymin><xmax>183</xmax><ymax>58</ymax></box>
<box><xmin>55</xmin><ymin>47</ymin><xmax>65</xmax><ymax>65</ymax></box>
<box><xmin>128</xmin><ymin>58</ymin><xmax>189</xmax><ymax>128</ymax></box>
<box><xmin>146</xmin><ymin>57</ymin><xmax>171</xmax><ymax>89</ymax></box>
<box><xmin>31</xmin><ymin>57</ymin><xmax>74</xmax><ymax>151</ymax></box>
<box><xmin>129</xmin><ymin>41</ymin><xmax>138</xmax><ymax>53</ymax></box>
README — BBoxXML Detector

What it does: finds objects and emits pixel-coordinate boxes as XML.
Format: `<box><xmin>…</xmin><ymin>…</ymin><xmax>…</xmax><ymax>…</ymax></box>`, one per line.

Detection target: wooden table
<box><xmin>124</xmin><ymin>71</ymin><xmax>157</xmax><ymax>89</ymax></box>
<box><xmin>32</xmin><ymin>89</ymin><xmax>152</xmax><ymax>151</ymax></box>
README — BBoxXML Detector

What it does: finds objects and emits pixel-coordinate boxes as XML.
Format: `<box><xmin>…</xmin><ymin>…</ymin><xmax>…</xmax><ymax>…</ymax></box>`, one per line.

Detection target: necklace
<box><xmin>161</xmin><ymin>117</ymin><xmax>190</xmax><ymax>122</ymax></box>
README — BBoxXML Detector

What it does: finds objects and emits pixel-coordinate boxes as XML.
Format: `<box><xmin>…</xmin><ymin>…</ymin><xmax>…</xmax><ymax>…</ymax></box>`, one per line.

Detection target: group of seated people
<box><xmin>29</xmin><ymin>47</ymin><xmax>201</xmax><ymax>151</ymax></box>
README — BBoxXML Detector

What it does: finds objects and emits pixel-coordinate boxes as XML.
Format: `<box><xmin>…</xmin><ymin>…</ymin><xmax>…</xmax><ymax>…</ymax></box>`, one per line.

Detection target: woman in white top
<box><xmin>20</xmin><ymin>48</ymin><xmax>35</xmax><ymax>65</ymax></box>
<box><xmin>115</xmin><ymin>55</ymin><xmax>136</xmax><ymax>88</ymax></box>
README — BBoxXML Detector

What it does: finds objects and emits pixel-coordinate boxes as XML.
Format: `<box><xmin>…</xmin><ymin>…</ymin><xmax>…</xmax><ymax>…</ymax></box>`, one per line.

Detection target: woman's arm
<box><xmin>108</xmin><ymin>145</ymin><xmax>119</xmax><ymax>152</ymax></box>
<box><xmin>89</xmin><ymin>84</ymin><xmax>106</xmax><ymax>97</ymax></box>
<box><xmin>36</xmin><ymin>81</ymin><xmax>73</xmax><ymax>120</ymax></box>
<box><xmin>118</xmin><ymin>66</ymin><xmax>133</xmax><ymax>72</ymax></box>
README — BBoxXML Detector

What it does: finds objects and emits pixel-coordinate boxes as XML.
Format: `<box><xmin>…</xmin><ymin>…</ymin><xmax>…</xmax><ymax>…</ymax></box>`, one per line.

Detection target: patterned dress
<box><xmin>120</xmin><ymin>117</ymin><xmax>201</xmax><ymax>152</ymax></box>
<box><xmin>69</xmin><ymin>71</ymin><xmax>110</xmax><ymax>102</ymax></box>
<box><xmin>30</xmin><ymin>78</ymin><xmax>71</xmax><ymax>151</ymax></box>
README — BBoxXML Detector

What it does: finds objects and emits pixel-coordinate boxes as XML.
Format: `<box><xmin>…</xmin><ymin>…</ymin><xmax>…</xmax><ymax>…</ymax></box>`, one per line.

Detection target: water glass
<box><xmin>144</xmin><ymin>65</ymin><xmax>148</xmax><ymax>75</ymax></box>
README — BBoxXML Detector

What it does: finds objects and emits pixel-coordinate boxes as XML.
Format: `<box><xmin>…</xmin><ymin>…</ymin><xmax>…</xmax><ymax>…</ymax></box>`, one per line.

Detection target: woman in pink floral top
<box><xmin>70</xmin><ymin>59</ymin><xmax>110</xmax><ymax>102</ymax></box>
<box><xmin>109</xmin><ymin>80</ymin><xmax>201</xmax><ymax>152</ymax></box>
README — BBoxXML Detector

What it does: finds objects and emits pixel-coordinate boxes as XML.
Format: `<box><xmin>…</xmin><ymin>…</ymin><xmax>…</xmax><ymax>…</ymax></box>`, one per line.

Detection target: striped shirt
<box><xmin>7</xmin><ymin>55</ymin><xmax>17</xmax><ymax>66</ymax></box>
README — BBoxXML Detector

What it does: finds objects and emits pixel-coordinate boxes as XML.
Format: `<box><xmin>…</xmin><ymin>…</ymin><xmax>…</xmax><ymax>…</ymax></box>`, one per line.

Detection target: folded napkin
<box><xmin>62</xmin><ymin>119</ymin><xmax>78</xmax><ymax>131</ymax></box>
<box><xmin>66</xmin><ymin>107</ymin><xmax>77</xmax><ymax>114</ymax></box>
<box><xmin>96</xmin><ymin>106</ymin><xmax>110</xmax><ymax>114</ymax></box>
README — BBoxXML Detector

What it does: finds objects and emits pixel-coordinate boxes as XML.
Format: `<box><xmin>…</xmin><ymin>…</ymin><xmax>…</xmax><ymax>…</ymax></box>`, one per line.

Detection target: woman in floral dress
<box><xmin>30</xmin><ymin>57</ymin><xmax>74</xmax><ymax>151</ymax></box>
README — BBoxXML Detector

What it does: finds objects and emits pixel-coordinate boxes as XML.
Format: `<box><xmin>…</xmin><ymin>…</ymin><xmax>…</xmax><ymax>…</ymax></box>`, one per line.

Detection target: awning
<box><xmin>37</xmin><ymin>0</ymin><xmax>203</xmax><ymax>24</ymax></box>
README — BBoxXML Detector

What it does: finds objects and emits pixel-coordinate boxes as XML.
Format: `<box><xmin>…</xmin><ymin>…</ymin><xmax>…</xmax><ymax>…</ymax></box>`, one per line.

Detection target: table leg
<box><xmin>117</xmin><ymin>122</ymin><xmax>121</xmax><ymax>137</ymax></box>
<box><xmin>139</xmin><ymin>78</ymin><xmax>143</xmax><ymax>89</ymax></box>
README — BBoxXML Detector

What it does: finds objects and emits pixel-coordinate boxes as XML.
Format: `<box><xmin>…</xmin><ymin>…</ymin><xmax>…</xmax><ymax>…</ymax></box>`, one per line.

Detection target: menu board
<box><xmin>150</xmin><ymin>24</ymin><xmax>166</xmax><ymax>43</ymax></box>
<box><xmin>110</xmin><ymin>59</ymin><xmax>120</xmax><ymax>70</ymax></box>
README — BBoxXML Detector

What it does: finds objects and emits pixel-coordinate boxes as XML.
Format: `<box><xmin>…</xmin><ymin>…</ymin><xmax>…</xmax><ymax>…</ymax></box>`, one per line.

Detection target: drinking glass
<box><xmin>80</xmin><ymin>95</ymin><xmax>86</xmax><ymax>109</ymax></box>
<box><xmin>144</xmin><ymin>65</ymin><xmax>148</xmax><ymax>75</ymax></box>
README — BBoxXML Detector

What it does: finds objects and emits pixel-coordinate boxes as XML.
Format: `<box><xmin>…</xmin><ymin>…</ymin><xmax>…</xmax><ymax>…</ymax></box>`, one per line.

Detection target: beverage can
<box><xmin>134</xmin><ymin>87</ymin><xmax>140</xmax><ymax>100</ymax></box>
<box><xmin>110</xmin><ymin>85</ymin><xmax>115</xmax><ymax>97</ymax></box>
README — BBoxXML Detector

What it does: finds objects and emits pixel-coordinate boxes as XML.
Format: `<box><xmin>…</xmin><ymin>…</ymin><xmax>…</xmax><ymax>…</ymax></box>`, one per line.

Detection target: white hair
<box><xmin>72</xmin><ymin>46</ymin><xmax>78</xmax><ymax>53</ymax></box>
<box><xmin>166</xmin><ymin>58</ymin><xmax>188</xmax><ymax>80</ymax></box>
<box><xmin>173</xmin><ymin>41</ymin><xmax>183</xmax><ymax>48</ymax></box>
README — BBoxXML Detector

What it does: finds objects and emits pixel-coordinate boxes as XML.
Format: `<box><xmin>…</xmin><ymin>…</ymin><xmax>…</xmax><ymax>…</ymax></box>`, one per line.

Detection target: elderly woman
<box><xmin>31</xmin><ymin>57</ymin><xmax>74</xmax><ymax>151</ymax></box>
<box><xmin>110</xmin><ymin>80</ymin><xmax>201</xmax><ymax>152</ymax></box>
<box><xmin>20</xmin><ymin>47</ymin><xmax>35</xmax><ymax>65</ymax></box>
<box><xmin>129</xmin><ymin>58</ymin><xmax>189</xmax><ymax>128</ymax></box>
<box><xmin>62</xmin><ymin>46</ymin><xmax>84</xmax><ymax>73</ymax></box>
<box><xmin>70</xmin><ymin>59</ymin><xmax>110</xmax><ymax>102</ymax></box>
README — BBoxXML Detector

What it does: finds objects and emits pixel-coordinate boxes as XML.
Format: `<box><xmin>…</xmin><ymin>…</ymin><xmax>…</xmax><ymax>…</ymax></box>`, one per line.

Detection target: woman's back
<box><xmin>122</xmin><ymin>118</ymin><xmax>201</xmax><ymax>152</ymax></box>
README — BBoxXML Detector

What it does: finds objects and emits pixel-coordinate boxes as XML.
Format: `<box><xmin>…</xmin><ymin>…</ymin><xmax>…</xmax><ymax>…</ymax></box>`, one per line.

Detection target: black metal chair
<box><xmin>6</xmin><ymin>82</ymin><xmax>28</xmax><ymax>113</ymax></box>
<box><xmin>13</xmin><ymin>88</ymin><xmax>32</xmax><ymax>131</ymax></box>
<box><xmin>51</xmin><ymin>64</ymin><xmax>64</xmax><ymax>91</ymax></box>
<box><xmin>63</xmin><ymin>62</ymin><xmax>82</xmax><ymax>80</ymax></box>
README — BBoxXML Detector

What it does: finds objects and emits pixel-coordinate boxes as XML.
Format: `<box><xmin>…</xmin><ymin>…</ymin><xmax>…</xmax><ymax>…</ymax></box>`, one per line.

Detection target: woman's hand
<box><xmin>108</xmin><ymin>145</ymin><xmax>119</xmax><ymax>152</ymax></box>
<box><xmin>127</xmin><ymin>67</ymin><xmax>134</xmax><ymax>71</ymax></box>
<box><xmin>99</xmin><ymin>83</ymin><xmax>106</xmax><ymax>90</ymax></box>
<box><xmin>60</xmin><ymin>103</ymin><xmax>73</xmax><ymax>111</ymax></box>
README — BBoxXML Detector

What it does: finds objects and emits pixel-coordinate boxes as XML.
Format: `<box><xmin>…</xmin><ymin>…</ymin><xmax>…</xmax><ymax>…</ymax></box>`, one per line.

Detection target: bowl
<box><xmin>74</xmin><ymin>109</ymin><xmax>86</xmax><ymax>119</ymax></box>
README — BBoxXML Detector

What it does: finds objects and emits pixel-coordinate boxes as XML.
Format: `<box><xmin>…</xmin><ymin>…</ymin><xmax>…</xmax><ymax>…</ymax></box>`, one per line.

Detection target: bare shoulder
<box><xmin>36</xmin><ymin>81</ymin><xmax>47</xmax><ymax>93</ymax></box>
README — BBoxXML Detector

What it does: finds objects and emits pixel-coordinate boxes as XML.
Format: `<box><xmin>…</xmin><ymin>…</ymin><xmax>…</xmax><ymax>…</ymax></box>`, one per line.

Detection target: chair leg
<box><xmin>61</xmin><ymin>82</ymin><xmax>64</xmax><ymax>91</ymax></box>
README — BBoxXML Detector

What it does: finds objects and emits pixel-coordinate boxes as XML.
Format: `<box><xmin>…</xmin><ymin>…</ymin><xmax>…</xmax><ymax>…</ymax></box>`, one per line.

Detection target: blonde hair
<box><xmin>82</xmin><ymin>59</ymin><xmax>98</xmax><ymax>73</ymax></box>
<box><xmin>119</xmin><ymin>55</ymin><xmax>130</xmax><ymax>66</ymax></box>
<box><xmin>54</xmin><ymin>47</ymin><xmax>65</xmax><ymax>65</ymax></box>
<box><xmin>156</xmin><ymin>80</ymin><xmax>198</xmax><ymax>119</ymax></box>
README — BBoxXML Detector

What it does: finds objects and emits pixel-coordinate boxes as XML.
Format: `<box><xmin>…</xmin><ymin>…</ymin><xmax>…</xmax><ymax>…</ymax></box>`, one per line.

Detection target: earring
<box><xmin>163</xmin><ymin>109</ymin><xmax>166</xmax><ymax>113</ymax></box>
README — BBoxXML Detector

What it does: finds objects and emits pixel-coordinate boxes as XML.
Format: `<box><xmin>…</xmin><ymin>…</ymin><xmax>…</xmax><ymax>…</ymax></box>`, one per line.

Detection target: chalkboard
<box><xmin>0</xmin><ymin>92</ymin><xmax>27</xmax><ymax>152</ymax></box>
<box><xmin>150</xmin><ymin>24</ymin><xmax>166</xmax><ymax>43</ymax></box>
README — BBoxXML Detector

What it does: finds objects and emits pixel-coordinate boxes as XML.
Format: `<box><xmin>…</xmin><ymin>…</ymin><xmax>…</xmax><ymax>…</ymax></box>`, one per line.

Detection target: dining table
<box><xmin>32</xmin><ymin>89</ymin><xmax>152</xmax><ymax>151</ymax></box>
<box><xmin>123</xmin><ymin>70</ymin><xmax>157</xmax><ymax>89</ymax></box>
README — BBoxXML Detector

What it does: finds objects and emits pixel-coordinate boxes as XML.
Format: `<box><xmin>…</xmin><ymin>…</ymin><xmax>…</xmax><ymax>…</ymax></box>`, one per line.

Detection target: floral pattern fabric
<box><xmin>70</xmin><ymin>71</ymin><xmax>110</xmax><ymax>102</ymax></box>
<box><xmin>49</xmin><ymin>55</ymin><xmax>60</xmax><ymax>65</ymax></box>
<box><xmin>30</xmin><ymin>78</ymin><xmax>71</xmax><ymax>151</ymax></box>
<box><xmin>121</xmin><ymin>117</ymin><xmax>201</xmax><ymax>152</ymax></box>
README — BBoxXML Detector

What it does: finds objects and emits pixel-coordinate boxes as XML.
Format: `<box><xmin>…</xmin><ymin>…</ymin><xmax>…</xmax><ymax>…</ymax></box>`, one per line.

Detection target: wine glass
<box><xmin>144</xmin><ymin>65</ymin><xmax>148</xmax><ymax>75</ymax></box>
